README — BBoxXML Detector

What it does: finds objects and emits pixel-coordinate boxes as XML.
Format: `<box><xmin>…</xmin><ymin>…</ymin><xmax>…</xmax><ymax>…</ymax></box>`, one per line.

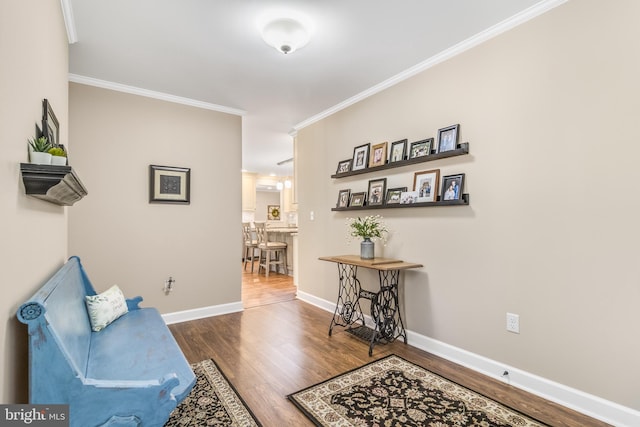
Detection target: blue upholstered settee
<box><xmin>17</xmin><ymin>256</ymin><xmax>196</xmax><ymax>427</ymax></box>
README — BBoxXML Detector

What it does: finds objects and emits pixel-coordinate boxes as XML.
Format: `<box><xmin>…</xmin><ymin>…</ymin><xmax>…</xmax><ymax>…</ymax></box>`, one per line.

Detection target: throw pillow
<box><xmin>85</xmin><ymin>284</ymin><xmax>128</xmax><ymax>332</ymax></box>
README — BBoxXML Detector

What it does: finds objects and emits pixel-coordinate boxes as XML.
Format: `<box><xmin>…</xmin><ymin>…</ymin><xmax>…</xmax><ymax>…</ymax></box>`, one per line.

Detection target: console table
<box><xmin>319</xmin><ymin>255</ymin><xmax>423</xmax><ymax>356</ymax></box>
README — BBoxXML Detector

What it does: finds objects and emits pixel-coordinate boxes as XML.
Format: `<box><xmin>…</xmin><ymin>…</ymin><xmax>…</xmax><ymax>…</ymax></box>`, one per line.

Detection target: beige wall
<box><xmin>297</xmin><ymin>0</ymin><xmax>640</xmax><ymax>411</ymax></box>
<box><xmin>0</xmin><ymin>0</ymin><xmax>69</xmax><ymax>403</ymax></box>
<box><xmin>68</xmin><ymin>84</ymin><xmax>242</xmax><ymax>313</ymax></box>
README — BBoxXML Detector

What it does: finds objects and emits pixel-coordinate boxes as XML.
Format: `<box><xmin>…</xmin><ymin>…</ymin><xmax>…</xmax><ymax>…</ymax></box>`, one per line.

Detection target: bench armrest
<box><xmin>126</xmin><ymin>296</ymin><xmax>143</xmax><ymax>311</ymax></box>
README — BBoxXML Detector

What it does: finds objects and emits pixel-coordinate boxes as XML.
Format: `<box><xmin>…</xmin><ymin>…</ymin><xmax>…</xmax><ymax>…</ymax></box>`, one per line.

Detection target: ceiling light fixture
<box><xmin>261</xmin><ymin>17</ymin><xmax>310</xmax><ymax>55</ymax></box>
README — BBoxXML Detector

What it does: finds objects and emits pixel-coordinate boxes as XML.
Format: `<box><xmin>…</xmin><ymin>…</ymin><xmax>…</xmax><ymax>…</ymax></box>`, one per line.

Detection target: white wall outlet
<box><xmin>506</xmin><ymin>312</ymin><xmax>520</xmax><ymax>333</ymax></box>
<box><xmin>310</xmin><ymin>211</ymin><xmax>314</xmax><ymax>221</ymax></box>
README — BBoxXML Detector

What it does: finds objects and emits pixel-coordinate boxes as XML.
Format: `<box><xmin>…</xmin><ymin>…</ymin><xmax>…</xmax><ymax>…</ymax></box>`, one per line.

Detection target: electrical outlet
<box><xmin>310</xmin><ymin>211</ymin><xmax>314</xmax><ymax>221</ymax></box>
<box><xmin>506</xmin><ymin>312</ymin><xmax>520</xmax><ymax>333</ymax></box>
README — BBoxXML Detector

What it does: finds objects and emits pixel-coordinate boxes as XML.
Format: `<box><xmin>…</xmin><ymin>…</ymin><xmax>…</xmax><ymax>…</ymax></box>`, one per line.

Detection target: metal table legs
<box><xmin>329</xmin><ymin>263</ymin><xmax>407</xmax><ymax>356</ymax></box>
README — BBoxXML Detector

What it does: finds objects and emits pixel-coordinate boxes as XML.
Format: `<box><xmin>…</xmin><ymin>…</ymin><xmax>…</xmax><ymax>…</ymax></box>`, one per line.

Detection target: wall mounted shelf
<box><xmin>331</xmin><ymin>194</ymin><xmax>469</xmax><ymax>211</ymax></box>
<box><xmin>331</xmin><ymin>143</ymin><xmax>469</xmax><ymax>179</ymax></box>
<box><xmin>20</xmin><ymin>163</ymin><xmax>88</xmax><ymax>206</ymax></box>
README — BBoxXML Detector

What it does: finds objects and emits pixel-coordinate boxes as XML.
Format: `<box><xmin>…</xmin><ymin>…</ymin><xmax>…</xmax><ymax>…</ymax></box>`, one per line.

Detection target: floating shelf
<box><xmin>331</xmin><ymin>194</ymin><xmax>469</xmax><ymax>211</ymax></box>
<box><xmin>20</xmin><ymin>163</ymin><xmax>88</xmax><ymax>206</ymax></box>
<box><xmin>331</xmin><ymin>143</ymin><xmax>469</xmax><ymax>179</ymax></box>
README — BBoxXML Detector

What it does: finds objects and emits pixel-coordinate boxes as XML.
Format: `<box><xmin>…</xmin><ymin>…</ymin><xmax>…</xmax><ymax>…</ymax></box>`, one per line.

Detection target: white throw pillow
<box><xmin>85</xmin><ymin>284</ymin><xmax>128</xmax><ymax>332</ymax></box>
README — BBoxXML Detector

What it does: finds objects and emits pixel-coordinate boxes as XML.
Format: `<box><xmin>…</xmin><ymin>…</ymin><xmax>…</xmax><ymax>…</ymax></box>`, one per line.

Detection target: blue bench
<box><xmin>17</xmin><ymin>256</ymin><xmax>196</xmax><ymax>426</ymax></box>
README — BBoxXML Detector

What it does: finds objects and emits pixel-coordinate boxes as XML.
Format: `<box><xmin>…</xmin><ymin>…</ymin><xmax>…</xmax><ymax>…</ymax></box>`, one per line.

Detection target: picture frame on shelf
<box><xmin>369</xmin><ymin>141</ymin><xmax>388</xmax><ymax>168</ymax></box>
<box><xmin>400</xmin><ymin>191</ymin><xmax>419</xmax><ymax>204</ymax></box>
<box><xmin>413</xmin><ymin>169</ymin><xmax>440</xmax><ymax>203</ymax></box>
<box><xmin>350</xmin><ymin>192</ymin><xmax>367</xmax><ymax>207</ymax></box>
<box><xmin>336</xmin><ymin>159</ymin><xmax>352</xmax><ymax>174</ymax></box>
<box><xmin>337</xmin><ymin>189</ymin><xmax>351</xmax><ymax>208</ymax></box>
<box><xmin>437</xmin><ymin>124</ymin><xmax>459</xmax><ymax>153</ymax></box>
<box><xmin>385</xmin><ymin>186</ymin><xmax>407</xmax><ymax>205</ymax></box>
<box><xmin>42</xmin><ymin>99</ymin><xmax>60</xmax><ymax>147</ymax></box>
<box><xmin>267</xmin><ymin>205</ymin><xmax>281</xmax><ymax>220</ymax></box>
<box><xmin>367</xmin><ymin>178</ymin><xmax>387</xmax><ymax>206</ymax></box>
<box><xmin>352</xmin><ymin>143</ymin><xmax>370</xmax><ymax>171</ymax></box>
<box><xmin>441</xmin><ymin>173</ymin><xmax>465</xmax><ymax>201</ymax></box>
<box><xmin>409</xmin><ymin>138</ymin><xmax>433</xmax><ymax>159</ymax></box>
<box><xmin>389</xmin><ymin>139</ymin><xmax>407</xmax><ymax>162</ymax></box>
<box><xmin>149</xmin><ymin>165</ymin><xmax>191</xmax><ymax>204</ymax></box>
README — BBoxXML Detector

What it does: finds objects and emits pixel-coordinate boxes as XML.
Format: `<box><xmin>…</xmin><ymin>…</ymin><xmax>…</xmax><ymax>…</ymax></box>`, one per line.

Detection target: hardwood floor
<box><xmin>168</xmin><ymin>265</ymin><xmax>610</xmax><ymax>427</ymax></box>
<box><xmin>241</xmin><ymin>260</ymin><xmax>296</xmax><ymax>308</ymax></box>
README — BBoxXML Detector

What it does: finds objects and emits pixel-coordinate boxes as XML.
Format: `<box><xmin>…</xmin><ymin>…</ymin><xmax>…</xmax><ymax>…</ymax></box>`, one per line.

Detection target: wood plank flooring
<box><xmin>241</xmin><ymin>260</ymin><xmax>296</xmax><ymax>308</ymax></box>
<box><xmin>168</xmin><ymin>264</ymin><xmax>611</xmax><ymax>427</ymax></box>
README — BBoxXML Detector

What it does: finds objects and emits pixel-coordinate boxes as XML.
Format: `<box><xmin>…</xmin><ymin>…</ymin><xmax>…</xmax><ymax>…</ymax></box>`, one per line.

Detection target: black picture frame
<box><xmin>367</xmin><ymin>178</ymin><xmax>387</xmax><ymax>206</ymax></box>
<box><xmin>336</xmin><ymin>159</ymin><xmax>352</xmax><ymax>174</ymax></box>
<box><xmin>441</xmin><ymin>173</ymin><xmax>465</xmax><ymax>201</ymax></box>
<box><xmin>385</xmin><ymin>186</ymin><xmax>407</xmax><ymax>204</ymax></box>
<box><xmin>409</xmin><ymin>138</ymin><xmax>433</xmax><ymax>159</ymax></box>
<box><xmin>337</xmin><ymin>189</ymin><xmax>351</xmax><ymax>208</ymax></box>
<box><xmin>149</xmin><ymin>165</ymin><xmax>191</xmax><ymax>204</ymax></box>
<box><xmin>389</xmin><ymin>139</ymin><xmax>407</xmax><ymax>162</ymax></box>
<box><xmin>349</xmin><ymin>192</ymin><xmax>367</xmax><ymax>207</ymax></box>
<box><xmin>437</xmin><ymin>124</ymin><xmax>460</xmax><ymax>153</ymax></box>
<box><xmin>42</xmin><ymin>99</ymin><xmax>60</xmax><ymax>147</ymax></box>
<box><xmin>352</xmin><ymin>143</ymin><xmax>370</xmax><ymax>171</ymax></box>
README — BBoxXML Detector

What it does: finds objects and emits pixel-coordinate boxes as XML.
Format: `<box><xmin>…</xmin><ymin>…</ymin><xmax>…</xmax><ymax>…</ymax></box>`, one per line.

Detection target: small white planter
<box><xmin>30</xmin><ymin>152</ymin><xmax>52</xmax><ymax>165</ymax></box>
<box><xmin>51</xmin><ymin>156</ymin><xmax>67</xmax><ymax>166</ymax></box>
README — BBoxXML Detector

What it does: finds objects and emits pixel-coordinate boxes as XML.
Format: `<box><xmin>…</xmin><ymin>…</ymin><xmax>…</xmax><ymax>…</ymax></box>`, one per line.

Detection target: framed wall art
<box><xmin>42</xmin><ymin>99</ymin><xmax>60</xmax><ymax>147</ymax></box>
<box><xmin>367</xmin><ymin>178</ymin><xmax>387</xmax><ymax>206</ymax></box>
<box><xmin>413</xmin><ymin>169</ymin><xmax>440</xmax><ymax>203</ymax></box>
<box><xmin>385</xmin><ymin>186</ymin><xmax>407</xmax><ymax>204</ymax></box>
<box><xmin>352</xmin><ymin>143</ymin><xmax>370</xmax><ymax>171</ymax></box>
<box><xmin>267</xmin><ymin>205</ymin><xmax>281</xmax><ymax>220</ymax></box>
<box><xmin>149</xmin><ymin>165</ymin><xmax>191</xmax><ymax>204</ymax></box>
<box><xmin>369</xmin><ymin>141</ymin><xmax>387</xmax><ymax>168</ymax></box>
<box><xmin>337</xmin><ymin>189</ymin><xmax>351</xmax><ymax>208</ymax></box>
<box><xmin>349</xmin><ymin>192</ymin><xmax>367</xmax><ymax>207</ymax></box>
<box><xmin>389</xmin><ymin>139</ymin><xmax>407</xmax><ymax>162</ymax></box>
<box><xmin>409</xmin><ymin>138</ymin><xmax>433</xmax><ymax>159</ymax></box>
<box><xmin>437</xmin><ymin>124</ymin><xmax>459</xmax><ymax>153</ymax></box>
<box><xmin>441</xmin><ymin>173</ymin><xmax>465</xmax><ymax>201</ymax></box>
<box><xmin>336</xmin><ymin>159</ymin><xmax>352</xmax><ymax>174</ymax></box>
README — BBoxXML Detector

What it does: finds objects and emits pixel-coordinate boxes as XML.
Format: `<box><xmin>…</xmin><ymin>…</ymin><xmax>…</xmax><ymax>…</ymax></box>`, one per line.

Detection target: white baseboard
<box><xmin>162</xmin><ymin>301</ymin><xmax>244</xmax><ymax>325</ymax></box>
<box><xmin>296</xmin><ymin>291</ymin><xmax>639</xmax><ymax>427</ymax></box>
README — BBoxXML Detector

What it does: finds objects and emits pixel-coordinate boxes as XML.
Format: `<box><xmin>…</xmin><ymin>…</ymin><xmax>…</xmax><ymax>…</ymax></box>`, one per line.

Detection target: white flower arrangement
<box><xmin>346</xmin><ymin>215</ymin><xmax>388</xmax><ymax>244</ymax></box>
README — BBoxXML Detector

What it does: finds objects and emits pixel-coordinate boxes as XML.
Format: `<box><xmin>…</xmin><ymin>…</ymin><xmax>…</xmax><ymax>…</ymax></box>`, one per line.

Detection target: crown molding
<box><xmin>68</xmin><ymin>74</ymin><xmax>246</xmax><ymax>116</ymax></box>
<box><xmin>293</xmin><ymin>0</ymin><xmax>567</xmax><ymax>132</ymax></box>
<box><xmin>60</xmin><ymin>0</ymin><xmax>78</xmax><ymax>44</ymax></box>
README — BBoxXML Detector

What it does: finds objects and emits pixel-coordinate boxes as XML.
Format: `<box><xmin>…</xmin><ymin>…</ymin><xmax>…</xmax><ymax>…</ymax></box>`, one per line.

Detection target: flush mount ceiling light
<box><xmin>260</xmin><ymin>17</ymin><xmax>310</xmax><ymax>54</ymax></box>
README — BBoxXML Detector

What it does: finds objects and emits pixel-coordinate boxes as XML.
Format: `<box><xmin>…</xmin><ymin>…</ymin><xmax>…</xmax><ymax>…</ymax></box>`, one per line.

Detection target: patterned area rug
<box><xmin>166</xmin><ymin>359</ymin><xmax>261</xmax><ymax>426</ymax></box>
<box><xmin>288</xmin><ymin>355</ymin><xmax>548</xmax><ymax>427</ymax></box>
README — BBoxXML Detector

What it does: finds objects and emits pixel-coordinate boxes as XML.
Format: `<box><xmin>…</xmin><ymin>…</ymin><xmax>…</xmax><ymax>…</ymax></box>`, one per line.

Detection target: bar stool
<box><xmin>242</xmin><ymin>222</ymin><xmax>259</xmax><ymax>272</ymax></box>
<box><xmin>255</xmin><ymin>222</ymin><xmax>287</xmax><ymax>278</ymax></box>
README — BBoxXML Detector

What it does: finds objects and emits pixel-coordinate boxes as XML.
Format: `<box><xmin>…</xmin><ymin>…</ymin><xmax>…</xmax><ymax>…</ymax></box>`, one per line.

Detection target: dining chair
<box><xmin>242</xmin><ymin>222</ymin><xmax>259</xmax><ymax>272</ymax></box>
<box><xmin>254</xmin><ymin>222</ymin><xmax>287</xmax><ymax>278</ymax></box>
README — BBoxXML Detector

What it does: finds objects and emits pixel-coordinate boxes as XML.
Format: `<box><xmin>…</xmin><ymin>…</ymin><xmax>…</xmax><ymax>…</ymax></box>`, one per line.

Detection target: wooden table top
<box><xmin>319</xmin><ymin>255</ymin><xmax>423</xmax><ymax>271</ymax></box>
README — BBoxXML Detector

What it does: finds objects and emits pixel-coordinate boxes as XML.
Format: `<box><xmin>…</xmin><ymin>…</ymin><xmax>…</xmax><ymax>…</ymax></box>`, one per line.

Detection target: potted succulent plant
<box><xmin>48</xmin><ymin>146</ymin><xmax>67</xmax><ymax>166</ymax></box>
<box><xmin>28</xmin><ymin>136</ymin><xmax>52</xmax><ymax>164</ymax></box>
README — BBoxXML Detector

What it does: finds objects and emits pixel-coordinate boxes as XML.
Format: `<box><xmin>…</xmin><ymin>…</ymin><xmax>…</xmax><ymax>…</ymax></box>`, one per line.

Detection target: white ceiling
<box><xmin>68</xmin><ymin>0</ymin><xmax>549</xmax><ymax>177</ymax></box>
